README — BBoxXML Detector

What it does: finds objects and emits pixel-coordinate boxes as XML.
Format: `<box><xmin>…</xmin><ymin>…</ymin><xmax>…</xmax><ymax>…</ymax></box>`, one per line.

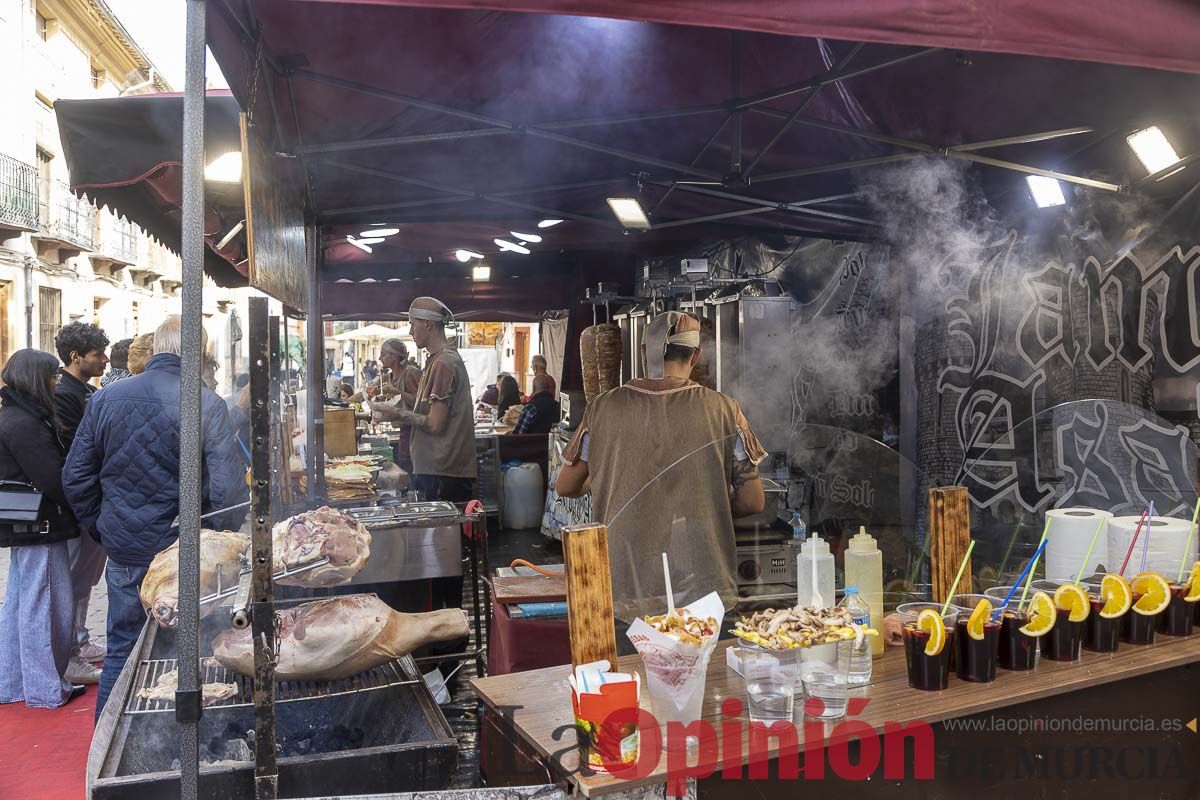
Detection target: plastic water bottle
<box><xmin>790</xmin><ymin>512</ymin><xmax>807</xmax><ymax>540</ymax></box>
<box><xmin>839</xmin><ymin>587</ymin><xmax>873</xmax><ymax>686</ymax></box>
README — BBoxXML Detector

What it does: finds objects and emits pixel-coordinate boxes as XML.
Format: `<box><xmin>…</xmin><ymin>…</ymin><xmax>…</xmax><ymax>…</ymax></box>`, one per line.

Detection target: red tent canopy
<box><xmin>311</xmin><ymin>0</ymin><xmax>1200</xmax><ymax>75</ymax></box>
<box><xmin>205</xmin><ymin>2</ymin><xmax>1200</xmax><ymax>260</ymax></box>
<box><xmin>57</xmin><ymin>2</ymin><xmax>1200</xmax><ymax>315</ymax></box>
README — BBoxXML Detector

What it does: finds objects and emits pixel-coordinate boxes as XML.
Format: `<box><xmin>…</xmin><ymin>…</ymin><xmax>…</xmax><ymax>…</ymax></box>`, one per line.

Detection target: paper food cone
<box><xmin>625</xmin><ymin>591</ymin><xmax>724</xmax><ymax>727</ymax></box>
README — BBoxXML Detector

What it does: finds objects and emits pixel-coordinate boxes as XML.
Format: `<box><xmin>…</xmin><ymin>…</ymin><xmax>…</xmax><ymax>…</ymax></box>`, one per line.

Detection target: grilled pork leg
<box><xmin>139</xmin><ymin>529</ymin><xmax>248</xmax><ymax>628</ymax></box>
<box><xmin>212</xmin><ymin>595</ymin><xmax>469</xmax><ymax>681</ymax></box>
<box><xmin>271</xmin><ymin>506</ymin><xmax>372</xmax><ymax>587</ymax></box>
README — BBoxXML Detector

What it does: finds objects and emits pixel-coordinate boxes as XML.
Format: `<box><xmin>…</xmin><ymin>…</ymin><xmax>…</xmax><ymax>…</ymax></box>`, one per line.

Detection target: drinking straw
<box><xmin>1118</xmin><ymin>507</ymin><xmax>1150</xmax><ymax>577</ymax></box>
<box><xmin>1018</xmin><ymin>516</ymin><xmax>1054</xmax><ymax>611</ymax></box>
<box><xmin>662</xmin><ymin>552</ymin><xmax>674</xmax><ymax>614</ymax></box>
<box><xmin>1176</xmin><ymin>498</ymin><xmax>1200</xmax><ymax>583</ymax></box>
<box><xmin>1139</xmin><ymin>501</ymin><xmax>1155</xmax><ymax>573</ymax></box>
<box><xmin>999</xmin><ymin>535</ymin><xmax>1051</xmax><ymax>616</ymax></box>
<box><xmin>1074</xmin><ymin>518</ymin><xmax>1108</xmax><ymax>586</ymax></box>
<box><xmin>905</xmin><ymin>533</ymin><xmax>930</xmax><ymax>593</ymax></box>
<box><xmin>939</xmin><ymin>539</ymin><xmax>976</xmax><ymax>616</ymax></box>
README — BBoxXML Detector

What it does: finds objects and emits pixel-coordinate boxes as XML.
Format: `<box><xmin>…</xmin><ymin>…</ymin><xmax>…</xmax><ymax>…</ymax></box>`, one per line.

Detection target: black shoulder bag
<box><xmin>0</xmin><ymin>479</ymin><xmax>49</xmax><ymax>536</ymax></box>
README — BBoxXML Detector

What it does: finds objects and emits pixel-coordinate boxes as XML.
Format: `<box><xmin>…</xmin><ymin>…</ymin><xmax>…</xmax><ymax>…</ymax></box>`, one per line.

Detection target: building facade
<box><xmin>0</xmin><ymin>0</ymin><xmax>246</xmax><ymax>387</ymax></box>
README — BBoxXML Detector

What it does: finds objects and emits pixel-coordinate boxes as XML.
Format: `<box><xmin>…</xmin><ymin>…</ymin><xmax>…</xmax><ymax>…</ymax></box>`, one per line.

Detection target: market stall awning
<box><xmin>54</xmin><ymin>3</ymin><xmax>1200</xmax><ymax>300</ymax></box>
<box><xmin>310</xmin><ymin>0</ymin><xmax>1200</xmax><ymax>74</ymax></box>
<box><xmin>55</xmin><ymin>92</ymin><xmax>248</xmax><ymax>288</ymax></box>
<box><xmin>205</xmin><ymin>1</ymin><xmax>1200</xmax><ymax>267</ymax></box>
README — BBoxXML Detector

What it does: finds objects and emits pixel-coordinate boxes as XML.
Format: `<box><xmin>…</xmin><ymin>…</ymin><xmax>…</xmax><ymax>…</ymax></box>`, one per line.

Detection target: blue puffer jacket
<box><xmin>63</xmin><ymin>353</ymin><xmax>247</xmax><ymax>567</ymax></box>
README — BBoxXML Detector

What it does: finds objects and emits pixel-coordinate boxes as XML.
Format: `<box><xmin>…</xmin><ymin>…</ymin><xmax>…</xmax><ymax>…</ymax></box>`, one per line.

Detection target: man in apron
<box><xmin>556</xmin><ymin>311</ymin><xmax>766</xmax><ymax>625</ymax></box>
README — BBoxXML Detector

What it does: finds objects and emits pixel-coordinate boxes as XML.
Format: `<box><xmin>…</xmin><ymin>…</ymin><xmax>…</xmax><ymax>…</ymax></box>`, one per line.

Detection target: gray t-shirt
<box><xmin>409</xmin><ymin>347</ymin><xmax>477</xmax><ymax>479</ymax></box>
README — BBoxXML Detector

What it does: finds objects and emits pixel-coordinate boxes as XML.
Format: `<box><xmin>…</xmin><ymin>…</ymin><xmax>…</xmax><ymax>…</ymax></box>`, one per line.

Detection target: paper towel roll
<box><xmin>1045</xmin><ymin>508</ymin><xmax>1113</xmax><ymax>581</ymax></box>
<box><xmin>1108</xmin><ymin>515</ymin><xmax>1199</xmax><ymax>578</ymax></box>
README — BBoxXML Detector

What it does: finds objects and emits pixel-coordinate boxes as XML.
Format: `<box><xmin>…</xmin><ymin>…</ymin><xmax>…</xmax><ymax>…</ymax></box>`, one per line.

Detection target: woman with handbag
<box><xmin>0</xmin><ymin>349</ymin><xmax>85</xmax><ymax>707</ymax></box>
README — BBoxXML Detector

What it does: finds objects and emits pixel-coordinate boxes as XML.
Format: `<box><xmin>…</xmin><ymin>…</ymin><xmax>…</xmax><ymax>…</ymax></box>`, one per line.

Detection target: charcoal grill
<box><xmin>89</xmin><ymin>600</ymin><xmax>458</xmax><ymax>800</ymax></box>
<box><xmin>124</xmin><ymin>658</ymin><xmax>417</xmax><ymax>714</ymax></box>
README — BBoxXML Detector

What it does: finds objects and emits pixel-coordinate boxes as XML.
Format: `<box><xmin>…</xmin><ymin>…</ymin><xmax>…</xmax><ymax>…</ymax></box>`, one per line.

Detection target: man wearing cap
<box><xmin>373</xmin><ymin>299</ymin><xmax>476</xmax><ymax>677</ymax></box>
<box><xmin>556</xmin><ymin>311</ymin><xmax>766</xmax><ymax>625</ymax></box>
<box><xmin>372</xmin><ymin>299</ymin><xmax>476</xmax><ymax>499</ymax></box>
<box><xmin>351</xmin><ymin>338</ymin><xmax>421</xmax><ymax>473</ymax></box>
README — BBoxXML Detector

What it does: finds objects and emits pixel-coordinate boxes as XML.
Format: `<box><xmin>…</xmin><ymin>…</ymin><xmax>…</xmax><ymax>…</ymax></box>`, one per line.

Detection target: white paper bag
<box><xmin>625</xmin><ymin>592</ymin><xmax>724</xmax><ymax>726</ymax></box>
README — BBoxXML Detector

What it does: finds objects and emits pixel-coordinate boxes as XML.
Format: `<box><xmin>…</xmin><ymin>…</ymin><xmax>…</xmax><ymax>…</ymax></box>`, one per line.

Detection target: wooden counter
<box><xmin>472</xmin><ymin>634</ymin><xmax>1200</xmax><ymax>797</ymax></box>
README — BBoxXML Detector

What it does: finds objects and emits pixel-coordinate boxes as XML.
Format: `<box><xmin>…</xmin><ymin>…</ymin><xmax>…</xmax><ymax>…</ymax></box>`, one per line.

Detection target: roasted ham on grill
<box><xmin>211</xmin><ymin>595</ymin><xmax>469</xmax><ymax>681</ymax></box>
<box><xmin>272</xmin><ymin>506</ymin><xmax>372</xmax><ymax>587</ymax></box>
<box><xmin>140</xmin><ymin>529</ymin><xmax>247</xmax><ymax>628</ymax></box>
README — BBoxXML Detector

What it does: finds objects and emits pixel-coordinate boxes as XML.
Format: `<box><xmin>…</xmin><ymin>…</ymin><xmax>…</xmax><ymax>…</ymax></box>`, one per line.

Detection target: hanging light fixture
<box><xmin>537</xmin><ymin>219</ymin><xmax>563</xmax><ymax>228</ymax></box>
<box><xmin>494</xmin><ymin>238</ymin><xmax>531</xmax><ymax>255</ymax></box>
<box><xmin>511</xmin><ymin>231</ymin><xmax>542</xmax><ymax>243</ymax></box>
<box><xmin>606</xmin><ymin>197</ymin><xmax>650</xmax><ymax>229</ymax></box>
<box><xmin>1126</xmin><ymin>126</ymin><xmax>1181</xmax><ymax>174</ymax></box>
<box><xmin>357</xmin><ymin>237</ymin><xmax>386</xmax><ymax>245</ymax></box>
<box><xmin>345</xmin><ymin>235</ymin><xmax>373</xmax><ymax>253</ymax></box>
<box><xmin>1026</xmin><ymin>176</ymin><xmax>1066</xmax><ymax>208</ymax></box>
<box><xmin>455</xmin><ymin>249</ymin><xmax>484</xmax><ymax>262</ymax></box>
<box><xmin>360</xmin><ymin>227</ymin><xmax>399</xmax><ymax>237</ymax></box>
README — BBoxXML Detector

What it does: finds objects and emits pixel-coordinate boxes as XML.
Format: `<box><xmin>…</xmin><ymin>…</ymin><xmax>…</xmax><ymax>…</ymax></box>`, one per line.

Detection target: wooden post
<box><xmin>929</xmin><ymin>486</ymin><xmax>972</xmax><ymax>603</ymax></box>
<box><xmin>562</xmin><ymin>523</ymin><xmax>618</xmax><ymax>669</ymax></box>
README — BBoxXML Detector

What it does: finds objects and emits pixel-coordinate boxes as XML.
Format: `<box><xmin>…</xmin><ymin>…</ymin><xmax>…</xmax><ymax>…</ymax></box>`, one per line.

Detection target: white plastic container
<box><xmin>843</xmin><ymin>526</ymin><xmax>884</xmax><ymax>657</ymax></box>
<box><xmin>797</xmin><ymin>533</ymin><xmax>835</xmax><ymax>609</ymax></box>
<box><xmin>502</xmin><ymin>463</ymin><xmax>544</xmax><ymax>529</ymax></box>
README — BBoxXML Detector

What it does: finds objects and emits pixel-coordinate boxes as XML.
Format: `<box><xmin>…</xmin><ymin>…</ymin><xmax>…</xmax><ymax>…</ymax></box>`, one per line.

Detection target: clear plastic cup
<box><xmin>740</xmin><ymin>643</ymin><xmax>798</xmax><ymax>723</ymax></box>
<box><xmin>985</xmin><ymin>586</ymin><xmax>1038</xmax><ymax>670</ymax></box>
<box><xmin>1031</xmin><ymin>579</ymin><xmax>1083</xmax><ymax>661</ymax></box>
<box><xmin>799</xmin><ymin>666</ymin><xmax>847</xmax><ymax>720</ymax></box>
<box><xmin>948</xmin><ymin>593</ymin><xmax>1000</xmax><ymax>683</ymax></box>
<box><xmin>895</xmin><ymin>602</ymin><xmax>958</xmax><ymax>691</ymax></box>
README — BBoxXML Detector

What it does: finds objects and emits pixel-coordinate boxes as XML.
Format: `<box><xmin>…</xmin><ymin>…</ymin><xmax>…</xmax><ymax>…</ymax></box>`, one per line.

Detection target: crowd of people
<box><xmin>0</xmin><ymin>317</ymin><xmax>246</xmax><ymax>715</ymax></box>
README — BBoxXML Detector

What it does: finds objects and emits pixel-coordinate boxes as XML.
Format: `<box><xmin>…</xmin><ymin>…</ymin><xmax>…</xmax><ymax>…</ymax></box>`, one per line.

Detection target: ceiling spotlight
<box><xmin>1127</xmin><ymin>126</ymin><xmax>1181</xmax><ymax>175</ymax></box>
<box><xmin>361</xmin><ymin>228</ymin><xmax>399</xmax><ymax>237</ymax></box>
<box><xmin>472</xmin><ymin>264</ymin><xmax>492</xmax><ymax>282</ymax></box>
<box><xmin>606</xmin><ymin>197</ymin><xmax>650</xmax><ymax>229</ymax></box>
<box><xmin>357</xmin><ymin>237</ymin><xmax>385</xmax><ymax>245</ymax></box>
<box><xmin>455</xmin><ymin>249</ymin><xmax>484</xmax><ymax>262</ymax></box>
<box><xmin>537</xmin><ymin>219</ymin><xmax>563</xmax><ymax>228</ymax></box>
<box><xmin>1026</xmin><ymin>176</ymin><xmax>1066</xmax><ymax>208</ymax></box>
<box><xmin>345</xmin><ymin>235</ymin><xmax>373</xmax><ymax>254</ymax></box>
<box><xmin>511</xmin><ymin>231</ymin><xmax>542</xmax><ymax>243</ymax></box>
<box><xmin>494</xmin><ymin>238</ymin><xmax>531</xmax><ymax>255</ymax></box>
<box><xmin>204</xmin><ymin>151</ymin><xmax>243</xmax><ymax>183</ymax></box>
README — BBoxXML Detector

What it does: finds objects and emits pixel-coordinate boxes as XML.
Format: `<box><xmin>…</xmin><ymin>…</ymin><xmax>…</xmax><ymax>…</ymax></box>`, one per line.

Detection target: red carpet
<box><xmin>0</xmin><ymin>685</ymin><xmax>96</xmax><ymax>799</ymax></box>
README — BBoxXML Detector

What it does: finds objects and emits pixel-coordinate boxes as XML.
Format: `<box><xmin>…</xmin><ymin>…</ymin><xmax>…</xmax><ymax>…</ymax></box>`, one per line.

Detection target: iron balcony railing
<box><xmin>95</xmin><ymin>209</ymin><xmax>139</xmax><ymax>264</ymax></box>
<box><xmin>39</xmin><ymin>179</ymin><xmax>95</xmax><ymax>251</ymax></box>
<box><xmin>0</xmin><ymin>152</ymin><xmax>40</xmax><ymax>231</ymax></box>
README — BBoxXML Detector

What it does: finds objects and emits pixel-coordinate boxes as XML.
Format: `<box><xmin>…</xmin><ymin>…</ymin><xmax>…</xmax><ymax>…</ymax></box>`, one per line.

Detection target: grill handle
<box><xmin>230</xmin><ymin>570</ymin><xmax>253</xmax><ymax>629</ymax></box>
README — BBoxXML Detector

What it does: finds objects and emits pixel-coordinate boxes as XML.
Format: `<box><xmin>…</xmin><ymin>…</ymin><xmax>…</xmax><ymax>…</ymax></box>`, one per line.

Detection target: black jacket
<box><xmin>513</xmin><ymin>391</ymin><xmax>561</xmax><ymax>435</ymax></box>
<box><xmin>0</xmin><ymin>387</ymin><xmax>79</xmax><ymax>547</ymax></box>
<box><xmin>54</xmin><ymin>368</ymin><xmax>94</xmax><ymax>452</ymax></box>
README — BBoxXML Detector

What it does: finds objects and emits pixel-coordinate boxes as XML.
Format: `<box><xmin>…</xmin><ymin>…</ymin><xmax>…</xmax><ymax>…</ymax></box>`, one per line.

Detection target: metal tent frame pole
<box><xmin>177</xmin><ymin>1</ymin><xmax>206</xmax><ymax>799</ymax></box>
<box><xmin>306</xmin><ymin>223</ymin><xmax>325</xmax><ymax>503</ymax></box>
<box><xmin>248</xmin><ymin>297</ymin><xmax>280</xmax><ymax>799</ymax></box>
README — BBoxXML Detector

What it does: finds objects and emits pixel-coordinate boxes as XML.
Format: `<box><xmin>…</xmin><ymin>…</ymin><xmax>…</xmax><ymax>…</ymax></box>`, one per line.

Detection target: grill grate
<box><xmin>124</xmin><ymin>657</ymin><xmax>418</xmax><ymax>714</ymax></box>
